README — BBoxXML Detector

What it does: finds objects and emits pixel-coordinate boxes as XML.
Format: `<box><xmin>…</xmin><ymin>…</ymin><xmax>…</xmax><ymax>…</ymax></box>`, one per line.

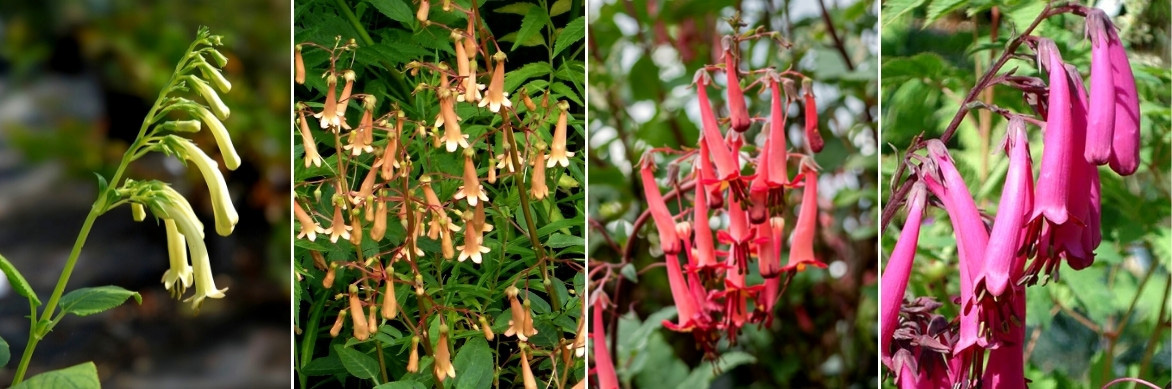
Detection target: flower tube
<box><xmin>783</xmin><ymin>169</ymin><xmax>827</xmax><ymax>272</ymax></box>
<box><xmin>694</xmin><ymin>70</ymin><xmax>739</xmax><ymax>181</ymax></box>
<box><xmin>976</xmin><ymin>118</ymin><xmax>1033</xmax><ymax>297</ymax></box>
<box><xmin>161</xmin><ymin>218</ymin><xmax>193</xmax><ymax>298</ymax></box>
<box><xmin>1031</xmin><ymin>39</ymin><xmax>1073</xmax><ymax>226</ymax></box>
<box><xmin>722</xmin><ymin>36</ymin><xmax>750</xmax><ymax>133</ymax></box>
<box><xmin>880</xmin><ymin>181</ymin><xmax>926</xmax><ymax>363</ymax></box>
<box><xmin>1084</xmin><ymin>10</ymin><xmax>1116</xmax><ymax>165</ymax></box>
<box><xmin>640</xmin><ymin>160</ymin><xmax>680</xmax><ymax>255</ymax></box>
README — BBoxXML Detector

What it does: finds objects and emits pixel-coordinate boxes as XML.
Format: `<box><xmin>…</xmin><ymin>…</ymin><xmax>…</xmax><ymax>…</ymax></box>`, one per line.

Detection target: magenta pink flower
<box><xmin>1031</xmin><ymin>39</ymin><xmax>1074</xmax><ymax>227</ymax></box>
<box><xmin>880</xmin><ymin>181</ymin><xmax>927</xmax><ymax>363</ymax></box>
<box><xmin>1084</xmin><ymin>10</ymin><xmax>1116</xmax><ymax>165</ymax></box>
<box><xmin>976</xmin><ymin>117</ymin><xmax>1034</xmax><ymax>298</ymax></box>
<box><xmin>723</xmin><ymin>36</ymin><xmax>751</xmax><ymax>133</ymax></box>
<box><xmin>979</xmin><ymin>294</ymin><xmax>1027</xmax><ymax>389</ymax></box>
<box><xmin>640</xmin><ymin>160</ymin><xmax>681</xmax><ymax>255</ymax></box>
<box><xmin>695</xmin><ymin>70</ymin><xmax>740</xmax><ymax>182</ymax></box>
<box><xmin>1104</xmin><ymin>15</ymin><xmax>1141</xmax><ymax>176</ymax></box>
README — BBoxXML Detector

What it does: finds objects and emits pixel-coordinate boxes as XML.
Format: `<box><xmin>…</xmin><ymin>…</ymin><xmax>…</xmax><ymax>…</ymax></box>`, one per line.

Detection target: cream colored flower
<box><xmin>294</xmin><ymin>201</ymin><xmax>324</xmax><ymax>241</ymax></box>
<box><xmin>161</xmin><ymin>218</ymin><xmax>193</xmax><ymax>298</ymax></box>
<box><xmin>188</xmin><ymin>75</ymin><xmax>229</xmax><ymax>120</ymax></box>
<box><xmin>160</xmin><ymin>196</ymin><xmax>226</xmax><ymax>310</ymax></box>
<box><xmin>298</xmin><ymin>110</ymin><xmax>322</xmax><ymax>167</ymax></box>
<box><xmin>169</xmin><ymin>136</ymin><xmax>238</xmax><ymax>236</ymax></box>
<box><xmin>190</xmin><ymin>104</ymin><xmax>241</xmax><ymax>170</ymax></box>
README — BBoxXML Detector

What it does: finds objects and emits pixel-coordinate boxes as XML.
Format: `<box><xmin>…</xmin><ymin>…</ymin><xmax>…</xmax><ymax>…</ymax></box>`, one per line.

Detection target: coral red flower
<box><xmin>640</xmin><ymin>159</ymin><xmax>681</xmax><ymax>255</ymax></box>
<box><xmin>722</xmin><ymin>36</ymin><xmax>750</xmax><ymax>133</ymax></box>
<box><xmin>783</xmin><ymin>168</ymin><xmax>827</xmax><ymax>272</ymax></box>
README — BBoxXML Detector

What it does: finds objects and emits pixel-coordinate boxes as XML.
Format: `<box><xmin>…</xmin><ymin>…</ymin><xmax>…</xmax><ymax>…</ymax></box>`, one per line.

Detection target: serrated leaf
<box><xmin>550</xmin><ymin>82</ymin><xmax>582</xmax><ymax>105</ymax></box>
<box><xmin>452</xmin><ymin>337</ymin><xmax>493</xmax><ymax>389</ymax></box>
<box><xmin>512</xmin><ymin>6</ymin><xmax>547</xmax><ymax>52</ymax></box>
<box><xmin>367</xmin><ymin>0</ymin><xmax>414</xmax><ymax>25</ymax></box>
<box><xmin>504</xmin><ymin>62</ymin><xmax>553</xmax><ymax>95</ymax></box>
<box><xmin>925</xmin><ymin>0</ymin><xmax>966</xmax><ymax>25</ymax></box>
<box><xmin>881</xmin><ymin>0</ymin><xmax>928</xmax><ymax>27</ymax></box>
<box><xmin>0</xmin><ymin>254</ymin><xmax>40</xmax><ymax>306</ymax></box>
<box><xmin>552</xmin><ymin>17</ymin><xmax>584</xmax><ymax>57</ymax></box>
<box><xmin>550</xmin><ymin>0</ymin><xmax>572</xmax><ymax>16</ymax></box>
<box><xmin>335</xmin><ymin>345</ymin><xmax>380</xmax><ymax>380</ymax></box>
<box><xmin>60</xmin><ymin>286</ymin><xmax>140</xmax><ymax>317</ymax></box>
<box><xmin>12</xmin><ymin>362</ymin><xmax>99</xmax><ymax>389</ymax></box>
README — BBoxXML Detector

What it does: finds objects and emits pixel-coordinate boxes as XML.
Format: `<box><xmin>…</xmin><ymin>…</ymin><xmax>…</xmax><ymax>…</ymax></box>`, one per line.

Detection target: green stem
<box><xmin>503</xmin><ymin>125</ymin><xmax>559</xmax><ymax>309</ymax></box>
<box><xmin>334</xmin><ymin>0</ymin><xmax>375</xmax><ymax>46</ymax></box>
<box><xmin>10</xmin><ymin>35</ymin><xmax>199</xmax><ymax>385</ymax></box>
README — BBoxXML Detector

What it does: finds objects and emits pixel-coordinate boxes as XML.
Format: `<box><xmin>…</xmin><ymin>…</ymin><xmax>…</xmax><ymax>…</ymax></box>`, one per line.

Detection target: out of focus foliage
<box><xmin>588</xmin><ymin>0</ymin><xmax>879</xmax><ymax>387</ymax></box>
<box><xmin>880</xmin><ymin>1</ymin><xmax>1171</xmax><ymax>387</ymax></box>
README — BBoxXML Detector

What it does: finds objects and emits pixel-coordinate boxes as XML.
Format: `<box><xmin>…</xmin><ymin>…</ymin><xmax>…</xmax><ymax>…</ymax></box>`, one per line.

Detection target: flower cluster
<box><xmin>881</xmin><ymin>7</ymin><xmax>1140</xmax><ymax>388</ymax></box>
<box><xmin>293</xmin><ymin>4</ymin><xmax>582</xmax><ymax>387</ymax></box>
<box><xmin>120</xmin><ymin>27</ymin><xmax>238</xmax><ymax>311</ymax></box>
<box><xmin>640</xmin><ymin>30</ymin><xmax>829</xmax><ymax>357</ymax></box>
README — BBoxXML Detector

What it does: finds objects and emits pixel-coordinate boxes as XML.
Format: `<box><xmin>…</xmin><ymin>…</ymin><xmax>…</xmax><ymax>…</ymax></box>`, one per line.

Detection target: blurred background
<box><xmin>587</xmin><ymin>0</ymin><xmax>878</xmax><ymax>387</ymax></box>
<box><xmin>881</xmin><ymin>1</ymin><xmax>1170</xmax><ymax>387</ymax></box>
<box><xmin>0</xmin><ymin>1</ymin><xmax>291</xmax><ymax>387</ymax></box>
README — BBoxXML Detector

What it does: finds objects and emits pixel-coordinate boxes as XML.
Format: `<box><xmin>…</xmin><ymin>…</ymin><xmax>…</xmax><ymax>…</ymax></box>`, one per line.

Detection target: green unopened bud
<box><xmin>161</xmin><ymin>120</ymin><xmax>202</xmax><ymax>133</ymax></box>
<box><xmin>202</xmin><ymin>48</ymin><xmax>229</xmax><ymax>67</ymax></box>
<box><xmin>189</xmin><ymin>76</ymin><xmax>230</xmax><ymax>120</ymax></box>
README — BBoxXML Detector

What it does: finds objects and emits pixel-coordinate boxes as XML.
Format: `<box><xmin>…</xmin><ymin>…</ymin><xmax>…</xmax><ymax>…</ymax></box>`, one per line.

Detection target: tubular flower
<box><xmin>879</xmin><ymin>181</ymin><xmax>927</xmax><ymax>363</ymax></box>
<box><xmin>161</xmin><ymin>218</ymin><xmax>193</xmax><ymax>298</ymax></box>
<box><xmin>457</xmin><ymin>211</ymin><xmax>489</xmax><ymax>264</ymax></box>
<box><xmin>294</xmin><ymin>201</ymin><xmax>324</xmax><ymax>241</ymax></box>
<box><xmin>694</xmin><ymin>70</ymin><xmax>739</xmax><ymax>181</ymax></box>
<box><xmin>546</xmin><ymin>103</ymin><xmax>575</xmax><ymax>167</ymax></box>
<box><xmin>190</xmin><ymin>104</ymin><xmax>241</xmax><ymax>171</ymax></box>
<box><xmin>976</xmin><ymin>118</ymin><xmax>1034</xmax><ymax>298</ymax></box>
<box><xmin>783</xmin><ymin>168</ymin><xmax>827</xmax><ymax>272</ymax></box>
<box><xmin>348</xmin><ymin>208</ymin><xmax>364</xmax><ymax>246</ymax></box>
<box><xmin>381</xmin><ymin>273</ymin><xmax>398</xmax><ymax>319</ymax></box>
<box><xmin>453</xmin><ymin>149</ymin><xmax>489</xmax><ymax>206</ymax></box>
<box><xmin>348</xmin><ymin>286</ymin><xmax>370</xmax><ymax>340</ymax></box>
<box><xmin>1104</xmin><ymin>21</ymin><xmax>1140</xmax><ymax>175</ymax></box>
<box><xmin>639</xmin><ymin>159</ymin><xmax>680</xmax><ymax>255</ymax></box>
<box><xmin>591</xmin><ymin>299</ymin><xmax>620</xmax><ymax>389</ymax></box>
<box><xmin>336</xmin><ymin>70</ymin><xmax>356</xmax><ymax>129</ymax></box>
<box><xmin>379</xmin><ymin>118</ymin><xmax>402</xmax><ymax>180</ymax></box>
<box><xmin>434</xmin><ymin>324</ymin><xmax>456</xmax><ymax>381</ymax></box>
<box><xmin>722</xmin><ymin>36</ymin><xmax>750</xmax><ymax>133</ymax></box>
<box><xmin>1084</xmin><ymin>10</ymin><xmax>1116</xmax><ymax>165</ymax></box>
<box><xmin>438</xmin><ymin>88</ymin><xmax>468</xmax><ymax>152</ymax></box>
<box><xmin>766</xmin><ymin>73</ymin><xmax>789</xmax><ymax>186</ymax></box>
<box><xmin>519</xmin><ymin>343</ymin><xmax>537</xmax><ymax>389</ymax></box>
<box><xmin>324</xmin><ymin>198</ymin><xmax>352</xmax><ymax>243</ymax></box>
<box><xmin>690</xmin><ymin>181</ymin><xmax>718</xmax><ymax>269</ymax></box>
<box><xmin>314</xmin><ymin>73</ymin><xmax>340</xmax><ymax>130</ymax></box>
<box><xmin>662</xmin><ymin>242</ymin><xmax>704</xmax><ymax>331</ymax></box>
<box><xmin>478</xmin><ymin>315</ymin><xmax>495</xmax><ymax>341</ymax></box>
<box><xmin>406</xmin><ymin>336</ymin><xmax>420</xmax><ymax>373</ymax></box>
<box><xmin>416</xmin><ymin>0</ymin><xmax>429</xmax><ymax>22</ymax></box>
<box><xmin>329</xmin><ymin>310</ymin><xmax>346</xmax><ymax>337</ymax></box>
<box><xmin>294</xmin><ymin>45</ymin><xmax>305</xmax><ymax>84</ymax></box>
<box><xmin>530</xmin><ymin>144</ymin><xmax>549</xmax><ymax>200</ymax></box>
<box><xmin>1031</xmin><ymin>39</ymin><xmax>1074</xmax><ymax>226</ymax></box>
<box><xmin>504</xmin><ymin>286</ymin><xmax>532</xmax><ymax>340</ymax></box>
<box><xmin>371</xmin><ymin>197</ymin><xmax>388</xmax><ymax>241</ymax></box>
<box><xmin>189</xmin><ymin>76</ymin><xmax>229</xmax><ymax>120</ymax></box>
<box><xmin>802</xmin><ymin>79</ymin><xmax>823</xmax><ymax>153</ymax></box>
<box><xmin>496</xmin><ymin>150</ymin><xmax>522</xmax><ymax>173</ymax></box>
<box><xmin>718</xmin><ymin>192</ymin><xmax>755</xmax><ymax>275</ymax></box>
<box><xmin>479</xmin><ymin>52</ymin><xmax>511</xmax><ymax>112</ymax></box>
<box><xmin>298</xmin><ymin>110</ymin><xmax>322</xmax><ymax>167</ymax></box>
<box><xmin>323</xmin><ymin>263</ymin><xmax>336</xmax><ymax>288</ymax></box>
<box><xmin>167</xmin><ymin>137</ymin><xmax>238</xmax><ymax>236</ymax></box>
<box><xmin>160</xmin><ymin>193</ymin><xmax>227</xmax><ymax>310</ymax></box>
<box><xmin>756</xmin><ymin>216</ymin><xmax>784</xmax><ymax>278</ymax></box>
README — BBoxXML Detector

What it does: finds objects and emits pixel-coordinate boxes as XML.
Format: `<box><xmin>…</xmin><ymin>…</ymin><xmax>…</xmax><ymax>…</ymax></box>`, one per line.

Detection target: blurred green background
<box><xmin>587</xmin><ymin>0</ymin><xmax>879</xmax><ymax>387</ymax></box>
<box><xmin>0</xmin><ymin>1</ymin><xmax>290</xmax><ymax>387</ymax></box>
<box><xmin>880</xmin><ymin>0</ymin><xmax>1170</xmax><ymax>387</ymax></box>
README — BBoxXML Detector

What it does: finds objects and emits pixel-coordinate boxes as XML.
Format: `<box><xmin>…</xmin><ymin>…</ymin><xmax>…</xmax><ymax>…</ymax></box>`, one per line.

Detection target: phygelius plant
<box><xmin>880</xmin><ymin>4</ymin><xmax>1144</xmax><ymax>388</ymax></box>
<box><xmin>609</xmin><ymin>22</ymin><xmax>831</xmax><ymax>361</ymax></box>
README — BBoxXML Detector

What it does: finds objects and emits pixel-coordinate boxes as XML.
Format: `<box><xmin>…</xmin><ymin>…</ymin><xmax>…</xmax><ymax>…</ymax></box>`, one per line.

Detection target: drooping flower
<box><xmin>879</xmin><ymin>181</ymin><xmax>926</xmax><ymax>363</ymax></box>
<box><xmin>298</xmin><ymin>110</ymin><xmax>322</xmax><ymax>167</ymax></box>
<box><xmin>348</xmin><ymin>285</ymin><xmax>369</xmax><ymax>340</ymax></box>
<box><xmin>504</xmin><ymin>286</ymin><xmax>537</xmax><ymax>340</ymax></box>
<box><xmin>530</xmin><ymin>143</ymin><xmax>549</xmax><ymax>200</ymax></box>
<box><xmin>802</xmin><ymin>79</ymin><xmax>824</xmax><ymax>153</ymax></box>
<box><xmin>766</xmin><ymin>73</ymin><xmax>790</xmax><ymax>186</ymax></box>
<box><xmin>437</xmin><ymin>71</ymin><xmax>469</xmax><ymax>152</ymax></box>
<box><xmin>165</xmin><ymin>137</ymin><xmax>238</xmax><ymax>236</ymax></box>
<box><xmin>158</xmin><ymin>190</ymin><xmax>227</xmax><ymax>310</ymax></box>
<box><xmin>456</xmin><ymin>211</ymin><xmax>489</xmax><ymax>264</ymax></box>
<box><xmin>434</xmin><ymin>323</ymin><xmax>456</xmax><ymax>381</ymax></box>
<box><xmin>406</xmin><ymin>335</ymin><xmax>420</xmax><ymax>372</ymax></box>
<box><xmin>722</xmin><ymin>36</ymin><xmax>750</xmax><ymax>133</ymax></box>
<box><xmin>294</xmin><ymin>201</ymin><xmax>324</xmax><ymax>241</ymax></box>
<box><xmin>453</xmin><ymin>149</ymin><xmax>489</xmax><ymax>206</ymax></box>
<box><xmin>1099</xmin><ymin>12</ymin><xmax>1141</xmax><ymax>176</ymax></box>
<box><xmin>1031</xmin><ymin>39</ymin><xmax>1074</xmax><ymax>226</ymax></box>
<box><xmin>381</xmin><ymin>272</ymin><xmax>398</xmax><ymax>319</ymax></box>
<box><xmin>689</xmin><ymin>181</ymin><xmax>718</xmax><ymax>269</ymax></box>
<box><xmin>189</xmin><ymin>104</ymin><xmax>241</xmax><ymax>171</ymax></box>
<box><xmin>694</xmin><ymin>70</ymin><xmax>739</xmax><ymax>182</ymax></box>
<box><xmin>1084</xmin><ymin>10</ymin><xmax>1116</xmax><ymax>165</ymax></box>
<box><xmin>371</xmin><ymin>196</ymin><xmax>388</xmax><ymax>241</ymax></box>
<box><xmin>379</xmin><ymin>117</ymin><xmax>402</xmax><ymax>180</ymax></box>
<box><xmin>718</xmin><ymin>191</ymin><xmax>755</xmax><ymax>275</ymax></box>
<box><xmin>416</xmin><ymin>0</ymin><xmax>430</xmax><ymax>22</ymax></box>
<box><xmin>337</xmin><ymin>70</ymin><xmax>356</xmax><ymax>130</ymax></box>
<box><xmin>294</xmin><ymin>44</ymin><xmax>305</xmax><ymax>85</ymax></box>
<box><xmin>329</xmin><ymin>309</ymin><xmax>346</xmax><ymax>337</ymax></box>
<box><xmin>519</xmin><ymin>343</ymin><xmax>537</xmax><ymax>389</ymax></box>
<box><xmin>975</xmin><ymin>117</ymin><xmax>1033</xmax><ymax>298</ymax></box>
<box><xmin>189</xmin><ymin>75</ymin><xmax>229</xmax><ymax>120</ymax></box>
<box><xmin>478</xmin><ymin>315</ymin><xmax>495</xmax><ymax>341</ymax></box>
<box><xmin>547</xmin><ymin>103</ymin><xmax>575</xmax><ymax>168</ymax></box>
<box><xmin>314</xmin><ymin>73</ymin><xmax>340</xmax><ymax>130</ymax></box>
<box><xmin>756</xmin><ymin>216</ymin><xmax>784</xmax><ymax>278</ymax></box>
<box><xmin>161</xmin><ymin>218</ymin><xmax>193</xmax><ymax>298</ymax></box>
<box><xmin>783</xmin><ymin>168</ymin><xmax>827</xmax><ymax>272</ymax></box>
<box><xmin>479</xmin><ymin>52</ymin><xmax>512</xmax><ymax>112</ymax></box>
<box><xmin>591</xmin><ymin>299</ymin><xmax>620</xmax><ymax>389</ymax></box>
<box><xmin>661</xmin><ymin>244</ymin><xmax>704</xmax><ymax>331</ymax></box>
<box><xmin>639</xmin><ymin>159</ymin><xmax>680</xmax><ymax>255</ymax></box>
<box><xmin>324</xmin><ymin>197</ymin><xmax>352</xmax><ymax>243</ymax></box>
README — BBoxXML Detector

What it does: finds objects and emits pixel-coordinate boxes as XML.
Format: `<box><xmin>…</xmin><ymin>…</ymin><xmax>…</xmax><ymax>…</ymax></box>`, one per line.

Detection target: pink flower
<box><xmin>723</xmin><ymin>36</ymin><xmax>750</xmax><ymax>133</ymax></box>
<box><xmin>662</xmin><ymin>247</ymin><xmax>706</xmax><ymax>332</ymax></box>
<box><xmin>690</xmin><ymin>181</ymin><xmax>719</xmax><ymax>269</ymax></box>
<box><xmin>1101</xmin><ymin>13</ymin><xmax>1141</xmax><ymax>176</ymax></box>
<box><xmin>1031</xmin><ymin>39</ymin><xmax>1074</xmax><ymax>226</ymax></box>
<box><xmin>975</xmin><ymin>117</ymin><xmax>1033</xmax><ymax>298</ymax></box>
<box><xmin>640</xmin><ymin>160</ymin><xmax>681</xmax><ymax>255</ymax></box>
<box><xmin>756</xmin><ymin>219</ymin><xmax>784</xmax><ymax>279</ymax></box>
<box><xmin>718</xmin><ymin>192</ymin><xmax>755</xmax><ymax>275</ymax></box>
<box><xmin>1084</xmin><ymin>10</ymin><xmax>1116</xmax><ymax>165</ymax></box>
<box><xmin>694</xmin><ymin>70</ymin><xmax>740</xmax><ymax>182</ymax></box>
<box><xmin>591</xmin><ymin>300</ymin><xmax>619</xmax><ymax>389</ymax></box>
<box><xmin>880</xmin><ymin>181</ymin><xmax>927</xmax><ymax>363</ymax></box>
<box><xmin>979</xmin><ymin>294</ymin><xmax>1027</xmax><ymax>389</ymax></box>
<box><xmin>802</xmin><ymin>80</ymin><xmax>824</xmax><ymax>153</ymax></box>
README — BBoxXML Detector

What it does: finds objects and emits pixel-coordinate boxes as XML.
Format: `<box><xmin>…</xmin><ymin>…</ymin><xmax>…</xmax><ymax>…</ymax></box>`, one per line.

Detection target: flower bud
<box><xmin>381</xmin><ymin>275</ymin><xmax>398</xmax><ymax>319</ymax></box>
<box><xmin>132</xmin><ymin>203</ymin><xmax>147</xmax><ymax>222</ymax></box>
<box><xmin>189</xmin><ymin>76</ymin><xmax>229</xmax><ymax>120</ymax></box>
<box><xmin>294</xmin><ymin>45</ymin><xmax>305</xmax><ymax>85</ymax></box>
<box><xmin>349</xmin><ymin>286</ymin><xmax>370</xmax><ymax>340</ymax></box>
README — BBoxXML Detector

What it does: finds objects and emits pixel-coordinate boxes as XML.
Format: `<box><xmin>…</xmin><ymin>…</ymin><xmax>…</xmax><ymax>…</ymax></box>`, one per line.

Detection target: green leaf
<box><xmin>0</xmin><ymin>254</ymin><xmax>40</xmax><ymax>306</ymax></box>
<box><xmin>676</xmin><ymin>351</ymin><xmax>757</xmax><ymax>388</ymax></box>
<box><xmin>375</xmin><ymin>382</ymin><xmax>425</xmax><ymax>389</ymax></box>
<box><xmin>512</xmin><ymin>6</ymin><xmax>547</xmax><ymax>52</ymax></box>
<box><xmin>552</xmin><ymin>17</ymin><xmax>584</xmax><ymax>58</ymax></box>
<box><xmin>367</xmin><ymin>0</ymin><xmax>414</xmax><ymax>24</ymax></box>
<box><xmin>546</xmin><ymin>233</ymin><xmax>584</xmax><ymax>249</ymax></box>
<box><xmin>925</xmin><ymin>0</ymin><xmax>966</xmax><ymax>25</ymax></box>
<box><xmin>494</xmin><ymin>2</ymin><xmax>535</xmax><ymax>15</ymax></box>
<box><xmin>504</xmin><ymin>62</ymin><xmax>553</xmax><ymax>95</ymax></box>
<box><xmin>620</xmin><ymin>263</ymin><xmax>638</xmax><ymax>283</ymax></box>
<box><xmin>550</xmin><ymin>0</ymin><xmax>572</xmax><ymax>16</ymax></box>
<box><xmin>452</xmin><ymin>336</ymin><xmax>493</xmax><ymax>389</ymax></box>
<box><xmin>12</xmin><ymin>361</ymin><xmax>100</xmax><ymax>389</ymax></box>
<box><xmin>881</xmin><ymin>0</ymin><xmax>927</xmax><ymax>27</ymax></box>
<box><xmin>335</xmin><ymin>345</ymin><xmax>380</xmax><ymax>381</ymax></box>
<box><xmin>0</xmin><ymin>335</ymin><xmax>9</xmax><ymax>367</ymax></box>
<box><xmin>301</xmin><ymin>354</ymin><xmax>345</xmax><ymax>376</ymax></box>
<box><xmin>60</xmin><ymin>286</ymin><xmax>141</xmax><ymax>317</ymax></box>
